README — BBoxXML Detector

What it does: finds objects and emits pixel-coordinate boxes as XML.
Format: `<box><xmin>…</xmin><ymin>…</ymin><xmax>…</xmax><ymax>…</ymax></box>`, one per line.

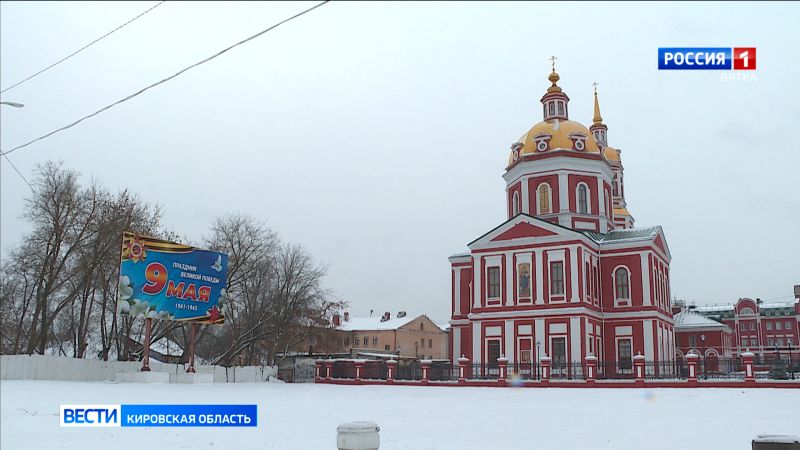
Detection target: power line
<box><xmin>1</xmin><ymin>153</ymin><xmax>34</xmax><ymax>191</ymax></box>
<box><xmin>0</xmin><ymin>0</ymin><xmax>330</xmax><ymax>157</ymax></box>
<box><xmin>0</xmin><ymin>1</ymin><xmax>167</xmax><ymax>94</ymax></box>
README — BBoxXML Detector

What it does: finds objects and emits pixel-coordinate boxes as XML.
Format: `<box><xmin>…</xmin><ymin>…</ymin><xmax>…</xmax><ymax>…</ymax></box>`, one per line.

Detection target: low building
<box><xmin>673</xmin><ymin>308</ymin><xmax>734</xmax><ymax>373</ymax></box>
<box><xmin>337</xmin><ymin>311</ymin><xmax>448</xmax><ymax>360</ymax></box>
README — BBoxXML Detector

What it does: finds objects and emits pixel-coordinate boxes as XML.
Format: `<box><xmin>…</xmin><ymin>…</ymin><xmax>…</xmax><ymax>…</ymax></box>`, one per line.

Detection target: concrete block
<box><xmin>176</xmin><ymin>372</ymin><xmax>214</xmax><ymax>384</ymax></box>
<box><xmin>115</xmin><ymin>371</ymin><xmax>170</xmax><ymax>383</ymax></box>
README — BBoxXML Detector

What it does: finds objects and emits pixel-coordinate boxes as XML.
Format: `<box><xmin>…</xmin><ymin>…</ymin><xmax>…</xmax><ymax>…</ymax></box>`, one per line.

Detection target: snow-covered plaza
<box><xmin>1</xmin><ymin>380</ymin><xmax>798</xmax><ymax>450</ymax></box>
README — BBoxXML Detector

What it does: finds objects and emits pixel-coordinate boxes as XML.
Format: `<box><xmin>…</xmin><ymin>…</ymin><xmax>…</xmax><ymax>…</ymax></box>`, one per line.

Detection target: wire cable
<box><xmin>0</xmin><ymin>0</ymin><xmax>329</xmax><ymax>157</ymax></box>
<box><xmin>0</xmin><ymin>1</ymin><xmax>167</xmax><ymax>94</ymax></box>
<box><xmin>2</xmin><ymin>153</ymin><xmax>34</xmax><ymax>191</ymax></box>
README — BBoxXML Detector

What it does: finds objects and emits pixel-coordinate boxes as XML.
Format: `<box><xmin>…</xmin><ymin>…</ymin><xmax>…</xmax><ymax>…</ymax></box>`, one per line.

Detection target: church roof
<box><xmin>583</xmin><ymin>226</ymin><xmax>661</xmax><ymax>243</ymax></box>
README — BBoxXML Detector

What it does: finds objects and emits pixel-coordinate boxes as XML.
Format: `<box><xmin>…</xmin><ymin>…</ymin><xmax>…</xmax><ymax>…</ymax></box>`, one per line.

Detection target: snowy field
<box><xmin>2</xmin><ymin>381</ymin><xmax>799</xmax><ymax>450</ymax></box>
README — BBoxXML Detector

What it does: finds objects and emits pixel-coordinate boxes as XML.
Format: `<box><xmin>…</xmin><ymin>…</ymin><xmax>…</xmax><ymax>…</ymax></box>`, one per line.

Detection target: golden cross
<box><xmin>592</xmin><ymin>81</ymin><xmax>599</xmax><ymax>94</ymax></box>
<box><xmin>549</xmin><ymin>55</ymin><xmax>558</xmax><ymax>71</ymax></box>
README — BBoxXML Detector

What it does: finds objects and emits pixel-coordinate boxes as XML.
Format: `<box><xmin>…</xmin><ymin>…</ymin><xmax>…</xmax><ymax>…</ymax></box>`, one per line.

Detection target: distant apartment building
<box><xmin>333</xmin><ymin>311</ymin><xmax>449</xmax><ymax>360</ymax></box>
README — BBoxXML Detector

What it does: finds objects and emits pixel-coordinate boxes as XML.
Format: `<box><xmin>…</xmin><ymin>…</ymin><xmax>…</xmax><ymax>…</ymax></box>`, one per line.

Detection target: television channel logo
<box><xmin>60</xmin><ymin>404</ymin><xmax>258</xmax><ymax>428</ymax></box>
<box><xmin>658</xmin><ymin>48</ymin><xmax>756</xmax><ymax>70</ymax></box>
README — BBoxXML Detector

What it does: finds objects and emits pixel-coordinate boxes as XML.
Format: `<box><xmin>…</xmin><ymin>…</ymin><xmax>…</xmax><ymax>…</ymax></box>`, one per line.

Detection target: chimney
<box><xmin>397</xmin><ymin>311</ymin><xmax>406</xmax><ymax>318</ymax></box>
<box><xmin>756</xmin><ymin>298</ymin><xmax>762</xmax><ymax>304</ymax></box>
<box><xmin>794</xmin><ymin>284</ymin><xmax>800</xmax><ymax>299</ymax></box>
<box><xmin>343</xmin><ymin>311</ymin><xmax>350</xmax><ymax>322</ymax></box>
<box><xmin>332</xmin><ymin>314</ymin><xmax>341</xmax><ymax>327</ymax></box>
<box><xmin>381</xmin><ymin>311</ymin><xmax>390</xmax><ymax>322</ymax></box>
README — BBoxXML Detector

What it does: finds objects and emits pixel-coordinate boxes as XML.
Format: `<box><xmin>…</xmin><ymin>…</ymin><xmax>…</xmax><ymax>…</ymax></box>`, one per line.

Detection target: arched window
<box><xmin>577</xmin><ymin>184</ymin><xmax>589</xmax><ymax>214</ymax></box>
<box><xmin>612</xmin><ymin>175</ymin><xmax>619</xmax><ymax>197</ymax></box>
<box><xmin>512</xmin><ymin>191</ymin><xmax>520</xmax><ymax>216</ymax></box>
<box><xmin>615</xmin><ymin>267</ymin><xmax>630</xmax><ymax>299</ymax></box>
<box><xmin>538</xmin><ymin>184</ymin><xmax>551</xmax><ymax>214</ymax></box>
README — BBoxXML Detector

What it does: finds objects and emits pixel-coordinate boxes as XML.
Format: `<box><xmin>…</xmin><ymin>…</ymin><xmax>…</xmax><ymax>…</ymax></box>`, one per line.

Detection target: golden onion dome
<box><xmin>508</xmin><ymin>119</ymin><xmax>600</xmax><ymax>166</ymax></box>
<box><xmin>603</xmin><ymin>146</ymin><xmax>621</xmax><ymax>162</ymax></box>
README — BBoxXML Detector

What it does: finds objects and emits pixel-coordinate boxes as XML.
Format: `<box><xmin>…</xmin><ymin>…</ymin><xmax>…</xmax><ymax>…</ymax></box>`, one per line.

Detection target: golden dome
<box><xmin>509</xmin><ymin>119</ymin><xmax>600</xmax><ymax>165</ymax></box>
<box><xmin>613</xmin><ymin>206</ymin><xmax>632</xmax><ymax>217</ymax></box>
<box><xmin>603</xmin><ymin>146</ymin><xmax>620</xmax><ymax>162</ymax></box>
<box><xmin>547</xmin><ymin>70</ymin><xmax>563</xmax><ymax>93</ymax></box>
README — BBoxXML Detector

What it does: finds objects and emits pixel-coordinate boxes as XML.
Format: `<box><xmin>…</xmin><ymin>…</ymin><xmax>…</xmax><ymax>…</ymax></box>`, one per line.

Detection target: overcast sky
<box><xmin>2</xmin><ymin>1</ymin><xmax>799</xmax><ymax>322</ymax></box>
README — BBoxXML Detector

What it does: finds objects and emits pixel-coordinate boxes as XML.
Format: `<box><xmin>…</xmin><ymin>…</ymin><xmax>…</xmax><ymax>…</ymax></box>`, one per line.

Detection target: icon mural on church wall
<box><xmin>518</xmin><ymin>263</ymin><xmax>531</xmax><ymax>298</ymax></box>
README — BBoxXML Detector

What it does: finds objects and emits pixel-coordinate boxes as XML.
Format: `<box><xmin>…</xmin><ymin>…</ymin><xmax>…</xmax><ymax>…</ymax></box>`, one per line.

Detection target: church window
<box><xmin>574</xmin><ymin>139</ymin><xmax>585</xmax><ymax>151</ymax></box>
<box><xmin>557</xmin><ymin>101</ymin><xmax>564</xmax><ymax>116</ymax></box>
<box><xmin>615</xmin><ymin>267</ymin><xmax>630</xmax><ymax>299</ymax></box>
<box><xmin>512</xmin><ymin>191</ymin><xmax>520</xmax><ymax>216</ymax></box>
<box><xmin>537</xmin><ymin>140</ymin><xmax>548</xmax><ymax>152</ymax></box>
<box><xmin>549</xmin><ymin>102</ymin><xmax>555</xmax><ymax>116</ymax></box>
<box><xmin>549</xmin><ymin>262</ymin><xmax>564</xmax><ymax>295</ymax></box>
<box><xmin>538</xmin><ymin>184</ymin><xmax>551</xmax><ymax>214</ymax></box>
<box><xmin>618</xmin><ymin>339</ymin><xmax>632</xmax><ymax>371</ymax></box>
<box><xmin>577</xmin><ymin>184</ymin><xmax>589</xmax><ymax>214</ymax></box>
<box><xmin>612</xmin><ymin>175</ymin><xmax>619</xmax><ymax>197</ymax></box>
<box><xmin>488</xmin><ymin>267</ymin><xmax>501</xmax><ymax>299</ymax></box>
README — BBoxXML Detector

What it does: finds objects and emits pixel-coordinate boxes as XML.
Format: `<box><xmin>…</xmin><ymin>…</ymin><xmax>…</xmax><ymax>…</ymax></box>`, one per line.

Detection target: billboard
<box><xmin>118</xmin><ymin>232</ymin><xmax>228</xmax><ymax>324</ymax></box>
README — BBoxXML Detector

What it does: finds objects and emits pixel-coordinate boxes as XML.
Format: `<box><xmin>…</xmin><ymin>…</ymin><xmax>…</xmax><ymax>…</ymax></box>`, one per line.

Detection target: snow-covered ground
<box><xmin>2</xmin><ymin>380</ymin><xmax>798</xmax><ymax>450</ymax></box>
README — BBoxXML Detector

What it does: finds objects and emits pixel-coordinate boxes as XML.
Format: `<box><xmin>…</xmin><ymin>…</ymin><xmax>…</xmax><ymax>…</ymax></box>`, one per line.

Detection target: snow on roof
<box><xmin>339</xmin><ymin>314</ymin><xmax>421</xmax><ymax>331</ymax></box>
<box><xmin>435</xmin><ymin>321</ymin><xmax>451</xmax><ymax>331</ymax></box>
<box><xmin>694</xmin><ymin>304</ymin><xmax>734</xmax><ymax>312</ymax></box>
<box><xmin>583</xmin><ymin>226</ymin><xmax>661</xmax><ymax>243</ymax></box>
<box><xmin>673</xmin><ymin>309</ymin><xmax>728</xmax><ymax>330</ymax></box>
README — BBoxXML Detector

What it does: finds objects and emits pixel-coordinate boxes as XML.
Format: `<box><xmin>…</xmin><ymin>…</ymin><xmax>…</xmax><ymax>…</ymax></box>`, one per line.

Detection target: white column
<box><xmin>558</xmin><ymin>171</ymin><xmax>569</xmax><ymax>213</ymax></box>
<box><xmin>535</xmin><ymin>319</ymin><xmax>546</xmax><ymax>358</ymax></box>
<box><xmin>472</xmin><ymin>321</ymin><xmax>481</xmax><ymax>364</ymax></box>
<box><xmin>473</xmin><ymin>256</ymin><xmax>481</xmax><ymax>309</ymax></box>
<box><xmin>453</xmin><ymin>327</ymin><xmax>462</xmax><ymax>360</ymax></box>
<box><xmin>535</xmin><ymin>249</ymin><xmax>544</xmax><ymax>304</ymax></box>
<box><xmin>644</xmin><ymin>319</ymin><xmax>654</xmax><ymax>361</ymax></box>
<box><xmin>597</xmin><ymin>177</ymin><xmax>608</xmax><ymax>233</ymax></box>
<box><xmin>570</xmin><ymin>246</ymin><xmax>579</xmax><ymax>303</ymax></box>
<box><xmin>640</xmin><ymin>253</ymin><xmax>651</xmax><ymax>306</ymax></box>
<box><xmin>505</xmin><ymin>253</ymin><xmax>514</xmax><ymax>306</ymax></box>
<box><xmin>570</xmin><ymin>317</ymin><xmax>581</xmax><ymax>363</ymax></box>
<box><xmin>521</xmin><ymin>177</ymin><xmax>529</xmax><ymax>214</ymax></box>
<box><xmin>505</xmin><ymin>320</ymin><xmax>514</xmax><ymax>362</ymax></box>
<box><xmin>454</xmin><ymin>269</ymin><xmax>462</xmax><ymax>315</ymax></box>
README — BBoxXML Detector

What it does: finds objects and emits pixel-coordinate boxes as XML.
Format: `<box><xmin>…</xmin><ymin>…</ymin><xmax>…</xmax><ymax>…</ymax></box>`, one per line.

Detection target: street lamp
<box><xmin>700</xmin><ymin>334</ymin><xmax>707</xmax><ymax>379</ymax></box>
<box><xmin>535</xmin><ymin>340</ymin><xmax>541</xmax><ymax>380</ymax></box>
<box><xmin>0</xmin><ymin>101</ymin><xmax>24</xmax><ymax>108</ymax></box>
<box><xmin>789</xmin><ymin>343</ymin><xmax>795</xmax><ymax>380</ymax></box>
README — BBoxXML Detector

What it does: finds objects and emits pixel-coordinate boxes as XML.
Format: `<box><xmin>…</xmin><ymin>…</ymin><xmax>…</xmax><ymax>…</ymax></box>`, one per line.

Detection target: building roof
<box><xmin>673</xmin><ymin>309</ymin><xmax>728</xmax><ymax>330</ymax></box>
<box><xmin>339</xmin><ymin>314</ymin><xmax>445</xmax><ymax>332</ymax></box>
<box><xmin>582</xmin><ymin>226</ymin><xmax>660</xmax><ymax>243</ymax></box>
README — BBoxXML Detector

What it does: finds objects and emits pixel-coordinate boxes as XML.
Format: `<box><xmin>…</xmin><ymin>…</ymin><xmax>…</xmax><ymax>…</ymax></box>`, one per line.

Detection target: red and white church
<box><xmin>448</xmin><ymin>67</ymin><xmax>675</xmax><ymax>375</ymax></box>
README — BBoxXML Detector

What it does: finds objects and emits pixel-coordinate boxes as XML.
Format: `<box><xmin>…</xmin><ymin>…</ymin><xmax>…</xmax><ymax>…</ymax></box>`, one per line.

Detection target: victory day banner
<box><xmin>118</xmin><ymin>232</ymin><xmax>228</xmax><ymax>324</ymax></box>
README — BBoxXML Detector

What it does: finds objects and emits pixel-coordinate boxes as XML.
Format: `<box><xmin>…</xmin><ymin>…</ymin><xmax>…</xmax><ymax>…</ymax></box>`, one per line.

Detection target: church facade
<box><xmin>448</xmin><ymin>68</ymin><xmax>675</xmax><ymax>376</ymax></box>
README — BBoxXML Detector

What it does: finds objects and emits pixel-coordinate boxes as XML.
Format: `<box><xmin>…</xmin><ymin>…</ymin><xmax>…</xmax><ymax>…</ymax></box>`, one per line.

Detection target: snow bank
<box><xmin>1</xmin><ymin>381</ymin><xmax>798</xmax><ymax>450</ymax></box>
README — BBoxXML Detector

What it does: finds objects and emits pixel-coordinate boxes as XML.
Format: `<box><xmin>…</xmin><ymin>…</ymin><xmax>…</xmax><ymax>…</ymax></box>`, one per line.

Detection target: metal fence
<box><xmin>322</xmin><ymin>357</ymin><xmax>798</xmax><ymax>382</ymax></box>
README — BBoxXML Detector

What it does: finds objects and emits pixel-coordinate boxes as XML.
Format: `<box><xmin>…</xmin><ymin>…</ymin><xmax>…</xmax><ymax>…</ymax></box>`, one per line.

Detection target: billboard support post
<box><xmin>187</xmin><ymin>323</ymin><xmax>198</xmax><ymax>373</ymax></box>
<box><xmin>141</xmin><ymin>318</ymin><xmax>152</xmax><ymax>372</ymax></box>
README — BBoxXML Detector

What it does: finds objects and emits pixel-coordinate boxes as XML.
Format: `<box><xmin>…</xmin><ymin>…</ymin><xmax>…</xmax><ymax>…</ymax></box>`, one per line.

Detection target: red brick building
<box><xmin>673</xmin><ymin>308</ymin><xmax>734</xmax><ymax>373</ymax></box>
<box><xmin>690</xmin><ymin>295</ymin><xmax>800</xmax><ymax>362</ymax></box>
<box><xmin>448</xmin><ymin>67</ymin><xmax>675</xmax><ymax>376</ymax></box>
